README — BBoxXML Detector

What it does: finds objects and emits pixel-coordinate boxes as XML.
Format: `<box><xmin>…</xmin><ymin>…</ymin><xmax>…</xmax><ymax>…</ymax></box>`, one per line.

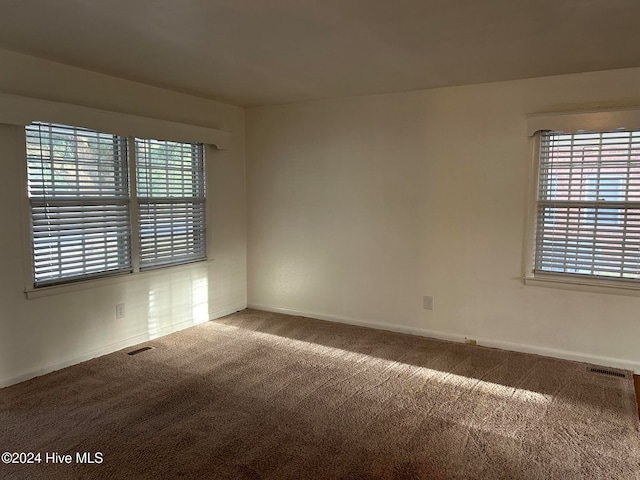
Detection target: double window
<box><xmin>26</xmin><ymin>121</ymin><xmax>206</xmax><ymax>287</ymax></box>
<box><xmin>534</xmin><ymin>129</ymin><xmax>640</xmax><ymax>282</ymax></box>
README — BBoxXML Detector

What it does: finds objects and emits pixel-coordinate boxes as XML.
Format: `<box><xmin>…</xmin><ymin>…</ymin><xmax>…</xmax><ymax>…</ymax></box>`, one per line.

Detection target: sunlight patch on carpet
<box><xmin>215</xmin><ymin>322</ymin><xmax>553</xmax><ymax>404</ymax></box>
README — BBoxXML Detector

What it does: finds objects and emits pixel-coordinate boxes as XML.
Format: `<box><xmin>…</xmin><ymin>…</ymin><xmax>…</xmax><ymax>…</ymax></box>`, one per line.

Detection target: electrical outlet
<box><xmin>423</xmin><ymin>295</ymin><xmax>434</xmax><ymax>310</ymax></box>
<box><xmin>115</xmin><ymin>303</ymin><xmax>125</xmax><ymax>320</ymax></box>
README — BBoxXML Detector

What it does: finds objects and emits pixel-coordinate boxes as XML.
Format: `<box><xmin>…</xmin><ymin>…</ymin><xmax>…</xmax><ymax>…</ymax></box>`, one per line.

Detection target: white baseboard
<box><xmin>0</xmin><ymin>302</ymin><xmax>247</xmax><ymax>388</ymax></box>
<box><xmin>209</xmin><ymin>303</ymin><xmax>248</xmax><ymax>321</ymax></box>
<box><xmin>247</xmin><ymin>303</ymin><xmax>640</xmax><ymax>374</ymax></box>
<box><xmin>5</xmin><ymin>301</ymin><xmax>635</xmax><ymax>388</ymax></box>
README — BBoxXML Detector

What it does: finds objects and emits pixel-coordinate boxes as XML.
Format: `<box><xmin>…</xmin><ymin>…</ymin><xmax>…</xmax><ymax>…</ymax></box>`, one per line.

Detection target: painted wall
<box><xmin>247</xmin><ymin>67</ymin><xmax>640</xmax><ymax>372</ymax></box>
<box><xmin>0</xmin><ymin>50</ymin><xmax>247</xmax><ymax>386</ymax></box>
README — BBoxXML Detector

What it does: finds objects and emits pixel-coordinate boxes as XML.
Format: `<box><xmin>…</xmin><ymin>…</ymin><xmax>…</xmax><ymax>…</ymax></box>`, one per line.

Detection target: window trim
<box><xmin>523</xmin><ymin>107</ymin><xmax>640</xmax><ymax>296</ymax></box>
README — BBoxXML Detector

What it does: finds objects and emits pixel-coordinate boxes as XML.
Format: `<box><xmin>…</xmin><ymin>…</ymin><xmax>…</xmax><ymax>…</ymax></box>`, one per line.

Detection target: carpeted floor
<box><xmin>2</xmin><ymin>309</ymin><xmax>640</xmax><ymax>479</ymax></box>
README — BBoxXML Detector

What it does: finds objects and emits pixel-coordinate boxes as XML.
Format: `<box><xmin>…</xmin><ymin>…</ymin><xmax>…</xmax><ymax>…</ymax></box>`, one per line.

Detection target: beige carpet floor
<box><xmin>1</xmin><ymin>308</ymin><xmax>640</xmax><ymax>479</ymax></box>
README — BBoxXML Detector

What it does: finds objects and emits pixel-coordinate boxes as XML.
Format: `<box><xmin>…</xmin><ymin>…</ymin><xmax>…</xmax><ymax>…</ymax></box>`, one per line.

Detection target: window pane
<box><xmin>135</xmin><ymin>139</ymin><xmax>205</xmax><ymax>269</ymax></box>
<box><xmin>26</xmin><ymin>122</ymin><xmax>132</xmax><ymax>286</ymax></box>
<box><xmin>535</xmin><ymin>130</ymin><xmax>640</xmax><ymax>280</ymax></box>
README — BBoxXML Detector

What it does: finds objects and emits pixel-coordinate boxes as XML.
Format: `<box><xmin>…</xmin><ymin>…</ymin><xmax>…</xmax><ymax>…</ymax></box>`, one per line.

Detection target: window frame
<box><xmin>135</xmin><ymin>138</ymin><xmax>207</xmax><ymax>271</ymax></box>
<box><xmin>26</xmin><ymin>122</ymin><xmax>134</xmax><ymax>287</ymax></box>
<box><xmin>22</xmin><ymin>121</ymin><xmax>210</xmax><ymax>296</ymax></box>
<box><xmin>524</xmin><ymin>108</ymin><xmax>640</xmax><ymax>295</ymax></box>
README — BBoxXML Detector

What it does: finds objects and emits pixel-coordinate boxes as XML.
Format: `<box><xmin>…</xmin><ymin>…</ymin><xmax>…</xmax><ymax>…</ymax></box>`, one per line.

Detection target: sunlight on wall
<box><xmin>147</xmin><ymin>267</ymin><xmax>210</xmax><ymax>337</ymax></box>
<box><xmin>191</xmin><ymin>276</ymin><xmax>210</xmax><ymax>325</ymax></box>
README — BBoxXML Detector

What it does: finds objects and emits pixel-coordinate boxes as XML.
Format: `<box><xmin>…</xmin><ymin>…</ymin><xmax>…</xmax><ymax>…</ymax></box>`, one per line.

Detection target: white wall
<box><xmin>247</xmin><ymin>67</ymin><xmax>640</xmax><ymax>372</ymax></box>
<box><xmin>4</xmin><ymin>47</ymin><xmax>640</xmax><ymax>384</ymax></box>
<box><xmin>0</xmin><ymin>50</ymin><xmax>247</xmax><ymax>386</ymax></box>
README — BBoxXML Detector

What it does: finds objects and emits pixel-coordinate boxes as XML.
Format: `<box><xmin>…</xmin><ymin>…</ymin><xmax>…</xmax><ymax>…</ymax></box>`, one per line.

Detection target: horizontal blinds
<box><xmin>135</xmin><ymin>139</ymin><xmax>205</xmax><ymax>269</ymax></box>
<box><xmin>535</xmin><ymin>130</ymin><xmax>640</xmax><ymax>280</ymax></box>
<box><xmin>26</xmin><ymin>122</ymin><xmax>131</xmax><ymax>286</ymax></box>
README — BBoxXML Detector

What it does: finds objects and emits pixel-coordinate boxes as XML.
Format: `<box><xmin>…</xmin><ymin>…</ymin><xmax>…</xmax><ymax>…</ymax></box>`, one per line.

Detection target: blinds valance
<box><xmin>0</xmin><ymin>92</ymin><xmax>230</xmax><ymax>149</ymax></box>
<box><xmin>527</xmin><ymin>107</ymin><xmax>640</xmax><ymax>137</ymax></box>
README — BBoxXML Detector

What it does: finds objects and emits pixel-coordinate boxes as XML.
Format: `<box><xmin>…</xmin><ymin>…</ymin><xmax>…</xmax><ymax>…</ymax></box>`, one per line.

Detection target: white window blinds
<box><xmin>26</xmin><ymin>122</ymin><xmax>131</xmax><ymax>286</ymax></box>
<box><xmin>135</xmin><ymin>139</ymin><xmax>205</xmax><ymax>269</ymax></box>
<box><xmin>535</xmin><ymin>130</ymin><xmax>640</xmax><ymax>280</ymax></box>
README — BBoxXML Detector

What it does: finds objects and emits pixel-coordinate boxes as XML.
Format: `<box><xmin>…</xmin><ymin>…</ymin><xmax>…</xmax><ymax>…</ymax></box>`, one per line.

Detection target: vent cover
<box><xmin>127</xmin><ymin>346</ymin><xmax>156</xmax><ymax>356</ymax></box>
<box><xmin>589</xmin><ymin>367</ymin><xmax>626</xmax><ymax>378</ymax></box>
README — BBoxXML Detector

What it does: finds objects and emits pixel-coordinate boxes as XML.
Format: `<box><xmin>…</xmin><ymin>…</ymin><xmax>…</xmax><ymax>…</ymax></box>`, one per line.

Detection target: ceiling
<box><xmin>1</xmin><ymin>0</ymin><xmax>639</xmax><ymax>106</ymax></box>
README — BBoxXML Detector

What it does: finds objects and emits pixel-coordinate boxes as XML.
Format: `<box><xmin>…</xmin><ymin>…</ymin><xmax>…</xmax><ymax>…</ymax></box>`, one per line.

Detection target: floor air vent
<box><xmin>127</xmin><ymin>346</ymin><xmax>156</xmax><ymax>356</ymax></box>
<box><xmin>589</xmin><ymin>367</ymin><xmax>626</xmax><ymax>378</ymax></box>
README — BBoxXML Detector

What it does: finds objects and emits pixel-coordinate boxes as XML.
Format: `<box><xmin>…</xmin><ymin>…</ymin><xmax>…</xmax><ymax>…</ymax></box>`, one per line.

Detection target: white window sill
<box><xmin>25</xmin><ymin>258</ymin><xmax>213</xmax><ymax>300</ymax></box>
<box><xmin>523</xmin><ymin>273</ymin><xmax>640</xmax><ymax>297</ymax></box>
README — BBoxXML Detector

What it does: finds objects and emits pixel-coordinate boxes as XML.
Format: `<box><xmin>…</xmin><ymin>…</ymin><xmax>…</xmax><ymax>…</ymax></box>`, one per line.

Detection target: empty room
<box><xmin>2</xmin><ymin>1</ymin><xmax>640</xmax><ymax>479</ymax></box>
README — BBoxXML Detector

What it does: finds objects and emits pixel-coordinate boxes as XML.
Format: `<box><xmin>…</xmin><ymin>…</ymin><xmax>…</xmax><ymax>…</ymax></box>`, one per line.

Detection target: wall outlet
<box><xmin>115</xmin><ymin>303</ymin><xmax>125</xmax><ymax>320</ymax></box>
<box><xmin>423</xmin><ymin>295</ymin><xmax>434</xmax><ymax>310</ymax></box>
<box><xmin>465</xmin><ymin>338</ymin><xmax>477</xmax><ymax>346</ymax></box>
